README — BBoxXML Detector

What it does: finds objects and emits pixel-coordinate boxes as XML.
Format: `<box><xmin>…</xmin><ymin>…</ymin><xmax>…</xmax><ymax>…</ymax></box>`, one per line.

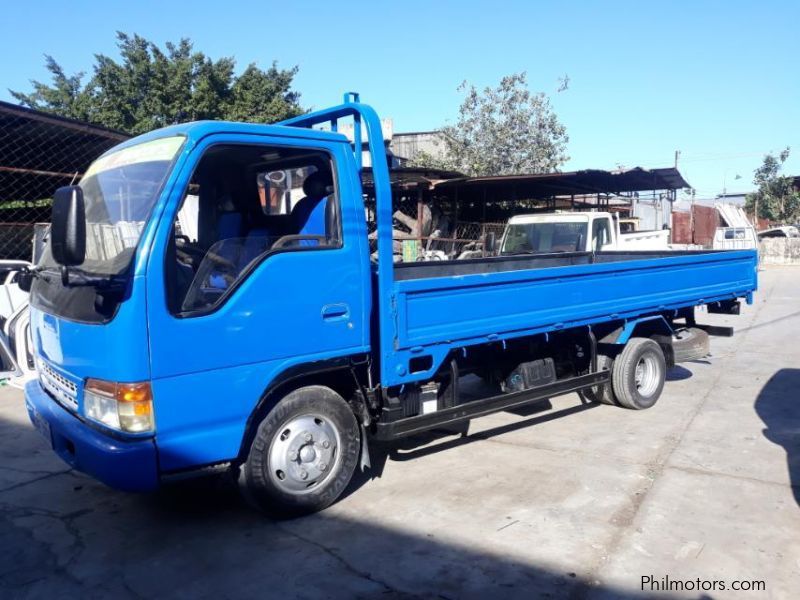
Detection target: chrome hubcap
<box><xmin>267</xmin><ymin>414</ymin><xmax>340</xmax><ymax>495</ymax></box>
<box><xmin>634</xmin><ymin>354</ymin><xmax>660</xmax><ymax>397</ymax></box>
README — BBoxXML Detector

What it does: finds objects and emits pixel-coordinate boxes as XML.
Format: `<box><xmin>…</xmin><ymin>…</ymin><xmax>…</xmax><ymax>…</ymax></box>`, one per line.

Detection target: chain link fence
<box><xmin>0</xmin><ymin>102</ymin><xmax>128</xmax><ymax>261</ymax></box>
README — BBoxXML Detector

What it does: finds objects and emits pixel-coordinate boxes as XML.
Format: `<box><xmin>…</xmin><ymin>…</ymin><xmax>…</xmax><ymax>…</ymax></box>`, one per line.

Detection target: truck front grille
<box><xmin>39</xmin><ymin>362</ymin><xmax>79</xmax><ymax>412</ymax></box>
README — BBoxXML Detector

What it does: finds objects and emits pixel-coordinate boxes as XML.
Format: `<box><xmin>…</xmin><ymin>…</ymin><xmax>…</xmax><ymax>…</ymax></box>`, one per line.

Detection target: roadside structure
<box><xmin>0</xmin><ymin>101</ymin><xmax>128</xmax><ymax>259</ymax></box>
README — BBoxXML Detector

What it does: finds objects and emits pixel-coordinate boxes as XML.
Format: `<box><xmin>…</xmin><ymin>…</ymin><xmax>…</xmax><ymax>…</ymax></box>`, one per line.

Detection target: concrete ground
<box><xmin>1</xmin><ymin>267</ymin><xmax>798</xmax><ymax>599</ymax></box>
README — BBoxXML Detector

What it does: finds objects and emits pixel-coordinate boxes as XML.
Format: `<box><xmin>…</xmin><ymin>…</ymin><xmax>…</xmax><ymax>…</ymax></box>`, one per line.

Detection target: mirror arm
<box><xmin>58</xmin><ymin>268</ymin><xmax>126</xmax><ymax>291</ymax></box>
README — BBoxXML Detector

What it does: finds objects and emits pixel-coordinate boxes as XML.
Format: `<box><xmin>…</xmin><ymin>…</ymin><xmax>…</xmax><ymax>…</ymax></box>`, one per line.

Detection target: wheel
<box><xmin>612</xmin><ymin>338</ymin><xmax>666</xmax><ymax>410</ymax></box>
<box><xmin>243</xmin><ymin>385</ymin><xmax>360</xmax><ymax>516</ymax></box>
<box><xmin>580</xmin><ymin>354</ymin><xmax>618</xmax><ymax>405</ymax></box>
<box><xmin>652</xmin><ymin>327</ymin><xmax>709</xmax><ymax>364</ymax></box>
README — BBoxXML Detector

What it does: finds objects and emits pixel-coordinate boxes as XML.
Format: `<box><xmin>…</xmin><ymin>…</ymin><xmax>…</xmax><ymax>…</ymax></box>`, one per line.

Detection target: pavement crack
<box><xmin>0</xmin><ymin>503</ymin><xmax>89</xmax><ymax>593</ymax></box>
<box><xmin>666</xmin><ymin>463</ymin><xmax>800</xmax><ymax>490</ymax></box>
<box><xmin>273</xmin><ymin>522</ymin><xmax>423</xmax><ymax>599</ymax></box>
<box><xmin>496</xmin><ymin>519</ymin><xmax>519</xmax><ymax>532</ymax></box>
<box><xmin>0</xmin><ymin>469</ymin><xmax>73</xmax><ymax>494</ymax></box>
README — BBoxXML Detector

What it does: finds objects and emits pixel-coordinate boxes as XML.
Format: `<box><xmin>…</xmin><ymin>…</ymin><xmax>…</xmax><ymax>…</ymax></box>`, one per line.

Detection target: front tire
<box><xmin>243</xmin><ymin>386</ymin><xmax>360</xmax><ymax>516</ymax></box>
<box><xmin>612</xmin><ymin>338</ymin><xmax>666</xmax><ymax>410</ymax></box>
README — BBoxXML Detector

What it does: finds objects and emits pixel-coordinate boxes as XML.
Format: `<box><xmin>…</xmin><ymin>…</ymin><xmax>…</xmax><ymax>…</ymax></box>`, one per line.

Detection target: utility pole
<box><xmin>754</xmin><ymin>196</ymin><xmax>759</xmax><ymax>230</ymax></box>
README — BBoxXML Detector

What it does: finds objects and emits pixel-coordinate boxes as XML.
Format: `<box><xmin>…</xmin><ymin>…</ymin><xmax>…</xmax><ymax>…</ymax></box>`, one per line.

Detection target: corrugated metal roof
<box><xmin>433</xmin><ymin>167</ymin><xmax>690</xmax><ymax>201</ymax></box>
<box><xmin>361</xmin><ymin>166</ymin><xmax>466</xmax><ymax>190</ymax></box>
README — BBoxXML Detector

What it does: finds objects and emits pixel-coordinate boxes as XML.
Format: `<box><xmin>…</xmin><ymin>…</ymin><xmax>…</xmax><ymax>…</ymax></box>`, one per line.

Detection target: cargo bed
<box><xmin>381</xmin><ymin>248</ymin><xmax>757</xmax><ymax>386</ymax></box>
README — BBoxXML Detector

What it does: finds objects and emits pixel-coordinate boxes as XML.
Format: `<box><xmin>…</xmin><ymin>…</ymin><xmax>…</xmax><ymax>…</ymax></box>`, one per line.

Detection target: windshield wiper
<box><xmin>60</xmin><ymin>267</ymin><xmax>127</xmax><ymax>291</ymax></box>
<box><xmin>22</xmin><ymin>265</ymin><xmax>126</xmax><ymax>291</ymax></box>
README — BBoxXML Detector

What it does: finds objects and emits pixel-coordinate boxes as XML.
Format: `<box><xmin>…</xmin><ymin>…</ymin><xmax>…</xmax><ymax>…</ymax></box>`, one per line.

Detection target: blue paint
<box><xmin>25</xmin><ymin>380</ymin><xmax>158</xmax><ymax>491</ymax></box>
<box><xmin>616</xmin><ymin>316</ymin><xmax>674</xmax><ymax>345</ymax></box>
<box><xmin>24</xmin><ymin>96</ymin><xmax>759</xmax><ymax>492</ymax></box>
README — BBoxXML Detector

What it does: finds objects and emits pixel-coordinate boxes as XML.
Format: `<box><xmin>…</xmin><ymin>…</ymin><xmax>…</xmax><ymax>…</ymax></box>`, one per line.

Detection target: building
<box><xmin>389</xmin><ymin>131</ymin><xmax>449</xmax><ymax>165</ymax></box>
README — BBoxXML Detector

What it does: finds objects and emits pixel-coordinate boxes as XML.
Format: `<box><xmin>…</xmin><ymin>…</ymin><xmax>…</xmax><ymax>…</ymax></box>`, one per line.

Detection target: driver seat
<box><xmin>290</xmin><ymin>170</ymin><xmax>334</xmax><ymax>244</ymax></box>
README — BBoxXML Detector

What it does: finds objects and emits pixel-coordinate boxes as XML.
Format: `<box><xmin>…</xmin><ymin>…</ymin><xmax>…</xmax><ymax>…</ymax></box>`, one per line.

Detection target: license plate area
<box><xmin>28</xmin><ymin>404</ymin><xmax>52</xmax><ymax>443</ymax></box>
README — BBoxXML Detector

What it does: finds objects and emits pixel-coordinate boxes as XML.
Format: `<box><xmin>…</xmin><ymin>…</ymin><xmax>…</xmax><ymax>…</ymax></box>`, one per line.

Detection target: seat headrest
<box><xmin>302</xmin><ymin>170</ymin><xmax>334</xmax><ymax>200</ymax></box>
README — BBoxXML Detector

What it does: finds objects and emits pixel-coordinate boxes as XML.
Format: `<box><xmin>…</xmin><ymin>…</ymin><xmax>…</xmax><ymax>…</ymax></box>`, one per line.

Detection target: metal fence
<box><xmin>0</xmin><ymin>101</ymin><xmax>128</xmax><ymax>261</ymax></box>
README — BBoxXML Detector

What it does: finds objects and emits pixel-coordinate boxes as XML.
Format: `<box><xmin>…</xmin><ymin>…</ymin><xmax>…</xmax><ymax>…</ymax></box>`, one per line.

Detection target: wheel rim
<box><xmin>267</xmin><ymin>414</ymin><xmax>341</xmax><ymax>495</ymax></box>
<box><xmin>634</xmin><ymin>354</ymin><xmax>660</xmax><ymax>397</ymax></box>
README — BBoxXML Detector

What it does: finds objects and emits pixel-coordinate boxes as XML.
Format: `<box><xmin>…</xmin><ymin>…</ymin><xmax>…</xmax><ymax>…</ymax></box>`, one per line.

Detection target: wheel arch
<box><xmin>610</xmin><ymin>315</ymin><xmax>674</xmax><ymax>346</ymax></box>
<box><xmin>236</xmin><ymin>355</ymin><xmax>368</xmax><ymax>463</ymax></box>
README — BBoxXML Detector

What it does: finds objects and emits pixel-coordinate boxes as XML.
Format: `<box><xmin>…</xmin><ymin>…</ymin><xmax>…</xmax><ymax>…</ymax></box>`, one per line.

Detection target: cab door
<box><xmin>144</xmin><ymin>132</ymin><xmax>370</xmax><ymax>470</ymax></box>
<box><xmin>591</xmin><ymin>217</ymin><xmax>615</xmax><ymax>251</ymax></box>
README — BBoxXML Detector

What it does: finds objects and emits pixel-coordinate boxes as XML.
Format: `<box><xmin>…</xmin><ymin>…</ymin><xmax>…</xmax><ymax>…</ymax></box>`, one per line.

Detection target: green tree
<box><xmin>745</xmin><ymin>148</ymin><xmax>800</xmax><ymax>223</ymax></box>
<box><xmin>411</xmin><ymin>73</ymin><xmax>569</xmax><ymax>176</ymax></box>
<box><xmin>10</xmin><ymin>32</ymin><xmax>303</xmax><ymax>135</ymax></box>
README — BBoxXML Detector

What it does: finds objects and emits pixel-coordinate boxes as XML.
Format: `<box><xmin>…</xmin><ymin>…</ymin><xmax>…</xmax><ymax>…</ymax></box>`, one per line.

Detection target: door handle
<box><xmin>321</xmin><ymin>303</ymin><xmax>350</xmax><ymax>321</ymax></box>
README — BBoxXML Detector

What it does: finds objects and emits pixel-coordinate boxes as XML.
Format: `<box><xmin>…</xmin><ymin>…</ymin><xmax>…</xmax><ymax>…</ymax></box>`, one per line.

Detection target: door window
<box><xmin>166</xmin><ymin>144</ymin><xmax>341</xmax><ymax>315</ymax></box>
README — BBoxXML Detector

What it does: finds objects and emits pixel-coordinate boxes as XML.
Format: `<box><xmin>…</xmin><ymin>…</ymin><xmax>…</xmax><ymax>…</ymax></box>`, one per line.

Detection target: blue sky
<box><xmin>2</xmin><ymin>0</ymin><xmax>798</xmax><ymax>197</ymax></box>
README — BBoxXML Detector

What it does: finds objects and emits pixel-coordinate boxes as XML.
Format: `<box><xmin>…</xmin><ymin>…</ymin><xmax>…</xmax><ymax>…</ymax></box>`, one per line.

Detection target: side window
<box><xmin>165</xmin><ymin>144</ymin><xmax>341</xmax><ymax>315</ymax></box>
<box><xmin>592</xmin><ymin>218</ymin><xmax>612</xmax><ymax>251</ymax></box>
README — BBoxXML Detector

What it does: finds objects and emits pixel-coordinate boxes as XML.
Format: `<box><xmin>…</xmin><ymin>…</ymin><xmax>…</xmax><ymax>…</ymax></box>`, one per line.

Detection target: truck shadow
<box><xmin>353</xmin><ymin>363</ymin><xmax>692</xmax><ymax>494</ymax></box>
<box><xmin>350</xmin><ymin>398</ymin><xmax>600</xmax><ymax>493</ymax></box>
<box><xmin>666</xmin><ymin>365</ymin><xmax>693</xmax><ymax>381</ymax></box>
<box><xmin>0</xmin><ymin>394</ymin><xmax>753</xmax><ymax>599</ymax></box>
<box><xmin>140</xmin><ymin>476</ymin><xmax>681</xmax><ymax>600</ymax></box>
<box><xmin>754</xmin><ymin>368</ymin><xmax>800</xmax><ymax>507</ymax></box>
<box><xmin>0</xmin><ymin>410</ymin><xmax>703</xmax><ymax>599</ymax></box>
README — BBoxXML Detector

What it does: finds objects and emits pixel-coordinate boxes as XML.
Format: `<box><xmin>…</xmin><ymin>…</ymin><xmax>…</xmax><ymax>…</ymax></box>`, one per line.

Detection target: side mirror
<box><xmin>51</xmin><ymin>186</ymin><xmax>86</xmax><ymax>267</ymax></box>
<box><xmin>484</xmin><ymin>231</ymin><xmax>497</xmax><ymax>255</ymax></box>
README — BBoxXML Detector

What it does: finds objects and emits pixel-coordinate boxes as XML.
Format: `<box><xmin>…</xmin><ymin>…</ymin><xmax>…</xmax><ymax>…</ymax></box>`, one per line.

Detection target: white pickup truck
<box><xmin>498</xmin><ymin>211</ymin><xmax>670</xmax><ymax>255</ymax></box>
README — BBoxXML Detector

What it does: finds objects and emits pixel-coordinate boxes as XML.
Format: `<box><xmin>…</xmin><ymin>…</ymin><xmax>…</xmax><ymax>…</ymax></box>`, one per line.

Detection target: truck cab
<box><xmin>25</xmin><ymin>118</ymin><xmax>372</xmax><ymax>500</ymax></box>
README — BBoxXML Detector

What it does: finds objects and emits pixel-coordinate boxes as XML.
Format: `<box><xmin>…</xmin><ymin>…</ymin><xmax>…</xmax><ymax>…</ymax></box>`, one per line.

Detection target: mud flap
<box><xmin>359</xmin><ymin>423</ymin><xmax>371</xmax><ymax>471</ymax></box>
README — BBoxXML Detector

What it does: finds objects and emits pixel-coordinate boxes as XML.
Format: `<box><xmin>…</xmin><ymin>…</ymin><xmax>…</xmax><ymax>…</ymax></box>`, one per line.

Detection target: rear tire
<box><xmin>612</xmin><ymin>338</ymin><xmax>666</xmax><ymax>410</ymax></box>
<box><xmin>652</xmin><ymin>327</ymin><xmax>709</xmax><ymax>364</ymax></box>
<box><xmin>580</xmin><ymin>354</ymin><xmax>618</xmax><ymax>405</ymax></box>
<box><xmin>243</xmin><ymin>385</ymin><xmax>360</xmax><ymax>516</ymax></box>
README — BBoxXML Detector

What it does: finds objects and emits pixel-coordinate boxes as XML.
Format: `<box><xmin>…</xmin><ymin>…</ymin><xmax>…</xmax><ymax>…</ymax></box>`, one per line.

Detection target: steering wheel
<box><xmin>175</xmin><ymin>235</ymin><xmax>206</xmax><ymax>261</ymax></box>
<box><xmin>176</xmin><ymin>236</ymin><xmax>237</xmax><ymax>271</ymax></box>
<box><xmin>202</xmin><ymin>250</ymin><xmax>238</xmax><ymax>271</ymax></box>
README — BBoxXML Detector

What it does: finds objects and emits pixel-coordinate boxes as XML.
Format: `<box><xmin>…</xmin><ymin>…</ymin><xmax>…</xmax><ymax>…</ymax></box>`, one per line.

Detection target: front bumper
<box><xmin>24</xmin><ymin>379</ymin><xmax>159</xmax><ymax>492</ymax></box>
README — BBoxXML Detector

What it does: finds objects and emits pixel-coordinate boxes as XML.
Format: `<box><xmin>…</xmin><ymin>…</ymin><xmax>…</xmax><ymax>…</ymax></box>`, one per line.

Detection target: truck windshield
<box><xmin>502</xmin><ymin>222</ymin><xmax>588</xmax><ymax>254</ymax></box>
<box><xmin>38</xmin><ymin>136</ymin><xmax>184</xmax><ymax>276</ymax></box>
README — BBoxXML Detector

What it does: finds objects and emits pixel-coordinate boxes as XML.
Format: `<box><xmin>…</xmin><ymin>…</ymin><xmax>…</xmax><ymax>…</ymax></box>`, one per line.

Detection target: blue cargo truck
<box><xmin>22</xmin><ymin>94</ymin><xmax>757</xmax><ymax>514</ymax></box>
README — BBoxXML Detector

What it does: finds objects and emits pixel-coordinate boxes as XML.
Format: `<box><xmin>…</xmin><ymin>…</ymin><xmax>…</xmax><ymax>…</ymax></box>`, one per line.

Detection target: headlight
<box><xmin>84</xmin><ymin>379</ymin><xmax>154</xmax><ymax>433</ymax></box>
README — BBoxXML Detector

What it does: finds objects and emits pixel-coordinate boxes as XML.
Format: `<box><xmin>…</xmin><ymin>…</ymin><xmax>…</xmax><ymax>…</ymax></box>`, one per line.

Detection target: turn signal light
<box><xmin>84</xmin><ymin>379</ymin><xmax>154</xmax><ymax>433</ymax></box>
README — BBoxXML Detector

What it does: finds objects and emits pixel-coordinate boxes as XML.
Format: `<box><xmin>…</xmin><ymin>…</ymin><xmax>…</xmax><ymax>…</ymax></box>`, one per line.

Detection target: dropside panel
<box><xmin>383</xmin><ymin>250</ymin><xmax>757</xmax><ymax>386</ymax></box>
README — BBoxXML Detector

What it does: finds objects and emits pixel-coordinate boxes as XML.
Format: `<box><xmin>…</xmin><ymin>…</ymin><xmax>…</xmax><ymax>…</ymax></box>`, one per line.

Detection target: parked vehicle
<box><xmin>22</xmin><ymin>94</ymin><xmax>758</xmax><ymax>515</ymax></box>
<box><xmin>757</xmin><ymin>225</ymin><xmax>800</xmax><ymax>240</ymax></box>
<box><xmin>0</xmin><ymin>260</ymin><xmax>33</xmax><ymax>386</ymax></box>
<box><xmin>0</xmin><ymin>229</ymin><xmax>50</xmax><ymax>388</ymax></box>
<box><xmin>713</xmin><ymin>204</ymin><xmax>759</xmax><ymax>251</ymax></box>
<box><xmin>0</xmin><ymin>260</ymin><xmax>30</xmax><ymax>322</ymax></box>
<box><xmin>499</xmin><ymin>211</ymin><xmax>670</xmax><ymax>255</ymax></box>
